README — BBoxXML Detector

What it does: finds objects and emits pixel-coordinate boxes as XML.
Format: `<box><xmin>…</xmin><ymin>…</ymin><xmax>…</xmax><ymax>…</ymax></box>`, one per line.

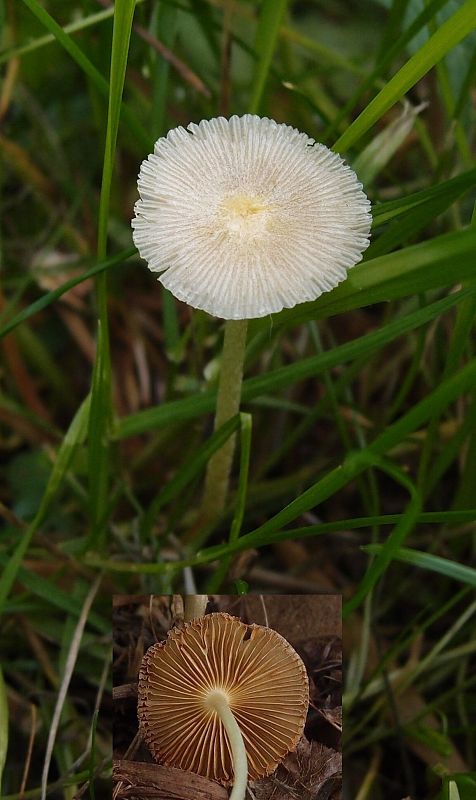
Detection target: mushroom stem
<box><xmin>206</xmin><ymin>690</ymin><xmax>248</xmax><ymax>800</ymax></box>
<box><xmin>201</xmin><ymin>319</ymin><xmax>248</xmax><ymax>523</ymax></box>
<box><xmin>183</xmin><ymin>594</ymin><xmax>208</xmax><ymax>622</ymax></box>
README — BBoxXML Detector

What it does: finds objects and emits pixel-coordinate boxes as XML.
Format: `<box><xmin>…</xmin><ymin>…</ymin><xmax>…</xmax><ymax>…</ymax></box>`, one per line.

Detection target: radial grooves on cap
<box><xmin>137</xmin><ymin>613</ymin><xmax>309</xmax><ymax>785</ymax></box>
<box><xmin>132</xmin><ymin>115</ymin><xmax>371</xmax><ymax>319</ymax></box>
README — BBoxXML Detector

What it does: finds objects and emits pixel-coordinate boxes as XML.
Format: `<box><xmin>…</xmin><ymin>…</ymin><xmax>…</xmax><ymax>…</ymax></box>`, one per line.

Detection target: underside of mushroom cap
<box><xmin>137</xmin><ymin>612</ymin><xmax>309</xmax><ymax>785</ymax></box>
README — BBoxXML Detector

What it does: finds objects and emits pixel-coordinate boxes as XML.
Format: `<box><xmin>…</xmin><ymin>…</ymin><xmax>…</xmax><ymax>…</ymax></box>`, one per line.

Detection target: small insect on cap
<box><xmin>137</xmin><ymin>612</ymin><xmax>309</xmax><ymax>784</ymax></box>
<box><xmin>132</xmin><ymin>115</ymin><xmax>371</xmax><ymax>320</ymax></box>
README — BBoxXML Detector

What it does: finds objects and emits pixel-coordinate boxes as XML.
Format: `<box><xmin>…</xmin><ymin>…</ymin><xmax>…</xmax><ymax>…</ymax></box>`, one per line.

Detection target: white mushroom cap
<box><xmin>137</xmin><ymin>613</ymin><xmax>309</xmax><ymax>785</ymax></box>
<box><xmin>132</xmin><ymin>115</ymin><xmax>371</xmax><ymax>320</ymax></box>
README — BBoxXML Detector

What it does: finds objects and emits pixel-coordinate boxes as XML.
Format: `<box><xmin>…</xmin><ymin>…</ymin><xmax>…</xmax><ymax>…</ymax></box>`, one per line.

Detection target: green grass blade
<box><xmin>368</xmin><ymin>179</ymin><xmax>476</xmax><ymax>258</ymax></box>
<box><xmin>361</xmin><ymin>544</ymin><xmax>476</xmax><ymax>587</ymax></box>
<box><xmin>333</xmin><ymin>0</ymin><xmax>476</xmax><ymax>153</ymax></box>
<box><xmin>371</xmin><ymin>199</ymin><xmax>464</xmax><ymax>259</ymax></box>
<box><xmin>206</xmin><ymin>412</ymin><xmax>253</xmax><ymax>592</ymax></box>
<box><xmin>116</xmin><ymin>286</ymin><xmax>476</xmax><ymax>439</ymax></box>
<box><xmin>20</xmin><ymin>0</ymin><xmax>149</xmax><ymax>150</ymax></box>
<box><xmin>235</xmin><ymin>510</ymin><xmax>475</xmax><ymax>554</ymax></box>
<box><xmin>0</xmin><ymin>559</ymin><xmax>108</xmax><ymax>633</ymax></box>
<box><xmin>0</xmin><ymin>666</ymin><xmax>8</xmax><ymax>795</ymax></box>
<box><xmin>161</xmin><ymin>288</ymin><xmax>180</xmax><ymax>360</ymax></box>
<box><xmin>0</xmin><ymin>247</ymin><xmax>136</xmax><ymax>341</ymax></box>
<box><xmin>454</xmin><ymin>43</ymin><xmax>476</xmax><ymax>120</ymax></box>
<box><xmin>281</xmin><ymin>25</ymin><xmax>367</xmax><ymax>78</ymax></box>
<box><xmin>88</xmin><ymin>707</ymin><xmax>99</xmax><ymax>800</ymax></box>
<box><xmin>343</xmin><ymin>460</ymin><xmax>422</xmax><ymax>617</ymax></box>
<box><xmin>362</xmin><ymin>545</ymin><xmax>476</xmax><ymax>588</ymax></box>
<box><xmin>0</xmin><ymin>395</ymin><xmax>91</xmax><ymax>616</ymax></box>
<box><xmin>117</xmin><ymin>389</ymin><xmax>215</xmax><ymax>439</ymax></box>
<box><xmin>1</xmin><ymin>770</ymin><xmax>94</xmax><ymax>799</ymax></box>
<box><xmin>40</xmin><ymin>575</ymin><xmax>101</xmax><ymax>800</ymax></box>
<box><xmin>20</xmin><ymin>0</ymin><xmax>109</xmax><ymax>92</ymax></box>
<box><xmin>273</xmin><ymin>227</ymin><xmax>476</xmax><ymax>329</ymax></box>
<box><xmin>424</xmin><ymin>401</ymin><xmax>476</xmax><ymax>496</ymax></box>
<box><xmin>90</xmin><ymin>354</ymin><xmax>476</xmax><ymax>576</ymax></box>
<box><xmin>88</xmin><ymin>319</ymin><xmax>111</xmax><ymax>546</ymax></box>
<box><xmin>84</xmin><ymin>509</ymin><xmax>476</xmax><ymax>575</ymax></box>
<box><xmin>97</xmin><ymin>1</ymin><xmax>136</xmax><ymax>262</ymax></box>
<box><xmin>0</xmin><ymin>6</ymin><xmax>115</xmax><ymax>64</ymax></box>
<box><xmin>149</xmin><ymin>2</ymin><xmax>179</xmax><ymax>137</ymax></box>
<box><xmin>371</xmin><ymin>168</ymin><xmax>476</xmax><ymax>227</ymax></box>
<box><xmin>88</xmin><ymin>0</ymin><xmax>136</xmax><ymax>544</ymax></box>
<box><xmin>140</xmin><ymin>414</ymin><xmax>242</xmax><ymax>539</ymax></box>
<box><xmin>248</xmin><ymin>0</ymin><xmax>289</xmax><ymax>114</ymax></box>
<box><xmin>324</xmin><ymin>0</ymin><xmax>449</xmax><ymax>142</ymax></box>
<box><xmin>231</xmin><ymin>413</ymin><xmax>253</xmax><ymax>543</ymax></box>
<box><xmin>215</xmin><ymin>358</ymin><xmax>476</xmax><ymax>557</ymax></box>
<box><xmin>453</xmin><ymin>398</ymin><xmax>476</xmax><ymax>508</ymax></box>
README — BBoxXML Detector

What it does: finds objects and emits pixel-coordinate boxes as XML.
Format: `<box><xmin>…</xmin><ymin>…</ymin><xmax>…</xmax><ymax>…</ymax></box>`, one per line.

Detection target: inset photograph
<box><xmin>113</xmin><ymin>595</ymin><xmax>341</xmax><ymax>800</ymax></box>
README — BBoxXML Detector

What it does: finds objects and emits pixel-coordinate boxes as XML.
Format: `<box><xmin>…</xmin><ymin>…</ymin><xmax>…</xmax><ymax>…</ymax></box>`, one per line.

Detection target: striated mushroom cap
<box><xmin>132</xmin><ymin>115</ymin><xmax>371</xmax><ymax>320</ymax></box>
<box><xmin>137</xmin><ymin>612</ymin><xmax>309</xmax><ymax>785</ymax></box>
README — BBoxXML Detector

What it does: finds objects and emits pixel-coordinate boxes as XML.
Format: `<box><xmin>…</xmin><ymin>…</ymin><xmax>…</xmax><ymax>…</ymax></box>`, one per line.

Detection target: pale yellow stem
<box><xmin>183</xmin><ymin>595</ymin><xmax>208</xmax><ymax>622</ymax></box>
<box><xmin>206</xmin><ymin>690</ymin><xmax>248</xmax><ymax>800</ymax></box>
<box><xmin>201</xmin><ymin>319</ymin><xmax>248</xmax><ymax>523</ymax></box>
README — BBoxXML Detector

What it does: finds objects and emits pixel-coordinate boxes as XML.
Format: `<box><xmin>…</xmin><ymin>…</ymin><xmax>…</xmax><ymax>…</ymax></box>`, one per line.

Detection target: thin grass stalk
<box><xmin>0</xmin><ymin>396</ymin><xmax>91</xmax><ymax>616</ymax></box>
<box><xmin>84</xmin><ymin>506</ymin><xmax>476</xmax><ymax>577</ymax></box>
<box><xmin>87</xmin><ymin>0</ymin><xmax>136</xmax><ymax>547</ymax></box>
<box><xmin>86</xmin><ymin>356</ymin><xmax>476</xmax><ymax>578</ymax></box>
<box><xmin>40</xmin><ymin>576</ymin><xmax>102</xmax><ymax>800</ymax></box>
<box><xmin>333</xmin><ymin>0</ymin><xmax>476</xmax><ymax>153</ymax></box>
<box><xmin>417</xmin><ymin>199</ymin><xmax>476</xmax><ymax>495</ymax></box>
<box><xmin>0</xmin><ymin>667</ymin><xmax>7</xmax><ymax>796</ymax></box>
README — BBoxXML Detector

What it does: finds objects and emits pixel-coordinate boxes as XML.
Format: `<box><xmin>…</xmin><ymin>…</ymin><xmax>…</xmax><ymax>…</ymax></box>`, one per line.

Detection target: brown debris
<box><xmin>252</xmin><ymin>737</ymin><xmax>342</xmax><ymax>800</ymax></box>
<box><xmin>134</xmin><ymin>24</ymin><xmax>211</xmax><ymax>98</ymax></box>
<box><xmin>113</xmin><ymin>760</ymin><xmax>228</xmax><ymax>800</ymax></box>
<box><xmin>95</xmin><ymin>0</ymin><xmax>210</xmax><ymax>98</ymax></box>
<box><xmin>113</xmin><ymin>683</ymin><xmax>138</xmax><ymax>702</ymax></box>
<box><xmin>244</xmin><ymin>595</ymin><xmax>341</xmax><ymax>642</ymax></box>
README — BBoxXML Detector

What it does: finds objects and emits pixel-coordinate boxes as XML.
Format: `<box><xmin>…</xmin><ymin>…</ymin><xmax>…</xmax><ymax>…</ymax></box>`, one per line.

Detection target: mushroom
<box><xmin>131</xmin><ymin>114</ymin><xmax>372</xmax><ymax>521</ymax></box>
<box><xmin>131</xmin><ymin>115</ymin><xmax>371</xmax><ymax>321</ymax></box>
<box><xmin>137</xmin><ymin>612</ymin><xmax>309</xmax><ymax>800</ymax></box>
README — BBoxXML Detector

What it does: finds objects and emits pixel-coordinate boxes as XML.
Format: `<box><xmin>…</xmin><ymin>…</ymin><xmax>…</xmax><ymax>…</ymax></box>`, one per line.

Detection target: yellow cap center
<box><xmin>222</xmin><ymin>195</ymin><xmax>265</xmax><ymax>217</ymax></box>
<box><xmin>219</xmin><ymin>194</ymin><xmax>269</xmax><ymax>237</ymax></box>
